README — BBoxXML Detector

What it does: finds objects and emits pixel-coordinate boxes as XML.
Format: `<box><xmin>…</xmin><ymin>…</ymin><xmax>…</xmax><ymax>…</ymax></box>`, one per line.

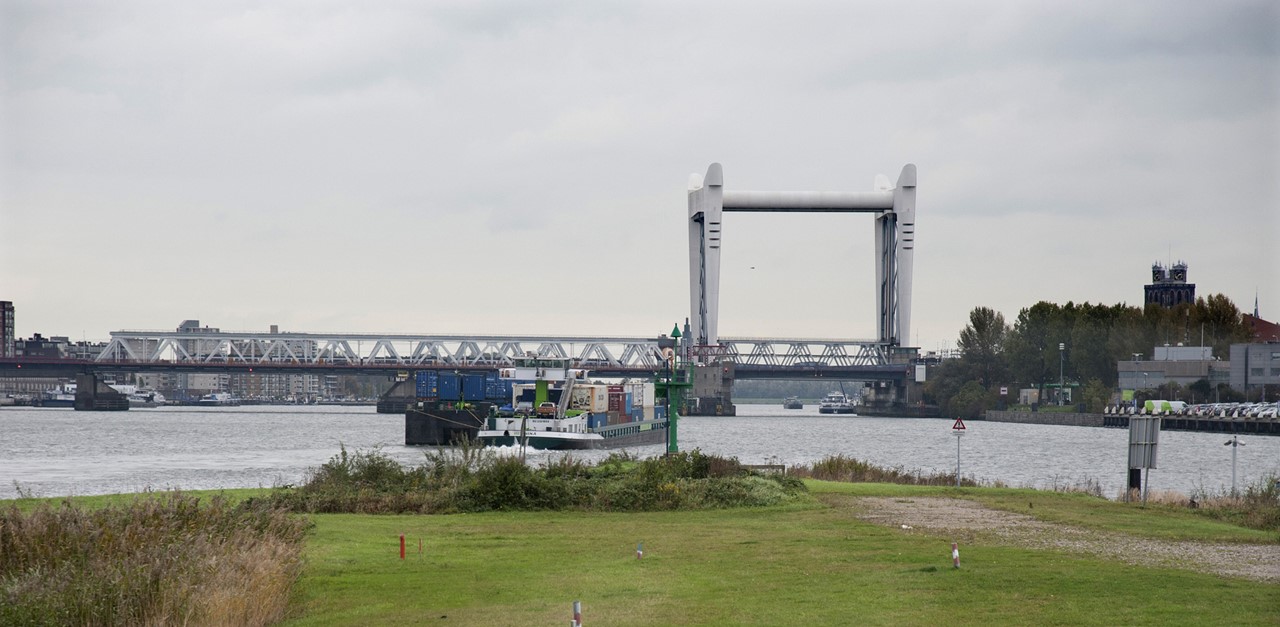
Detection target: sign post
<box><xmin>1127</xmin><ymin>415</ymin><xmax>1160</xmax><ymax>503</ymax></box>
<box><xmin>952</xmin><ymin>418</ymin><xmax>966</xmax><ymax>488</ymax></box>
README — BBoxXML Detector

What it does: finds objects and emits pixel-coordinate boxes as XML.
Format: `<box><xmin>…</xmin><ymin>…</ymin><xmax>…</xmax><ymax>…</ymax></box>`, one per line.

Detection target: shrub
<box><xmin>261</xmin><ymin>447</ymin><xmax>807</xmax><ymax>515</ymax></box>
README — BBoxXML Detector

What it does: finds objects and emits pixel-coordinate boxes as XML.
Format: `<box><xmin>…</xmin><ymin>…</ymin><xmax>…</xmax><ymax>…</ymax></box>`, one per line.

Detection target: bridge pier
<box><xmin>74</xmin><ymin>373</ymin><xmax>129</xmax><ymax>411</ymax></box>
<box><xmin>684</xmin><ymin>359</ymin><xmax>736</xmax><ymax>416</ymax></box>
<box><xmin>376</xmin><ymin>379</ymin><xmax>416</xmax><ymax>414</ymax></box>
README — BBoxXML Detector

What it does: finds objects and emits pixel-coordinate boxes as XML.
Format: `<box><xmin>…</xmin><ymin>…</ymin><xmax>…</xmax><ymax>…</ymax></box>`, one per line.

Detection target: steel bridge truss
<box><xmin>719</xmin><ymin>338</ymin><xmax>889</xmax><ymax>367</ymax></box>
<box><xmin>96</xmin><ymin>332</ymin><xmax>890</xmax><ymax>369</ymax></box>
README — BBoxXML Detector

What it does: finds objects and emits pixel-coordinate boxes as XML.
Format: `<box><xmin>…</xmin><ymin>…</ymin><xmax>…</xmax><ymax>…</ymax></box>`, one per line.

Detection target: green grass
<box><xmin>281</xmin><ymin>490</ymin><xmax>1278</xmax><ymax>626</ymax></box>
<box><xmin>806</xmin><ymin>481</ymin><xmax>1280</xmax><ymax>544</ymax></box>
<box><xmin>4</xmin><ymin>487</ymin><xmax>271</xmax><ymax>513</ymax></box>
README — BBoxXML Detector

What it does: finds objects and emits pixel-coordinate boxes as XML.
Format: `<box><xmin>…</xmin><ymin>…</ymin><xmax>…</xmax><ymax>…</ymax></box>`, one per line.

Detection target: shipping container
<box><xmin>608</xmin><ymin>392</ymin><xmax>624</xmax><ymax>412</ymax></box>
<box><xmin>632</xmin><ymin>382</ymin><xmax>656</xmax><ymax>408</ymax></box>
<box><xmin>607</xmin><ymin>410</ymin><xmax>623</xmax><ymax>425</ymax></box>
<box><xmin>570</xmin><ymin>386</ymin><xmax>593</xmax><ymax>410</ymax></box>
<box><xmin>486</xmin><ymin>378</ymin><xmax>514</xmax><ymax>402</ymax></box>
<box><xmin>462</xmin><ymin>374</ymin><xmax>486</xmax><ymax>401</ymax></box>
<box><xmin>588</xmin><ymin>412</ymin><xmax>609</xmax><ymax>429</ymax></box>
<box><xmin>624</xmin><ymin>392</ymin><xmax>634</xmax><ymax>415</ymax></box>
<box><xmin>414</xmin><ymin>371</ymin><xmax>439</xmax><ymax>399</ymax></box>
<box><xmin>437</xmin><ymin>373</ymin><xmax>461</xmax><ymax>401</ymax></box>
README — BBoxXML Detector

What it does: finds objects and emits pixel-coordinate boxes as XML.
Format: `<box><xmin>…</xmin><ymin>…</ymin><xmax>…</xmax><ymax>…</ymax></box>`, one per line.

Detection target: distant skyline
<box><xmin>2</xmin><ymin>1</ymin><xmax>1276</xmax><ymax>350</ymax></box>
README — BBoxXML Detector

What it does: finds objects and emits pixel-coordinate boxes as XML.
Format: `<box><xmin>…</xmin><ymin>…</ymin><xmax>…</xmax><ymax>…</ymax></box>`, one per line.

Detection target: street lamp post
<box><xmin>1058</xmin><ymin>343</ymin><xmax>1065</xmax><ymax>406</ymax></box>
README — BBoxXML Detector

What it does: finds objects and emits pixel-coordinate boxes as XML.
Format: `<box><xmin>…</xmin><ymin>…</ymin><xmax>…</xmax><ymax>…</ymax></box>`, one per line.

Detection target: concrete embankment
<box><xmin>985</xmin><ymin>410</ymin><xmax>1280</xmax><ymax>434</ymax></box>
<box><xmin>984</xmin><ymin>410</ymin><xmax>1104</xmax><ymax>428</ymax></box>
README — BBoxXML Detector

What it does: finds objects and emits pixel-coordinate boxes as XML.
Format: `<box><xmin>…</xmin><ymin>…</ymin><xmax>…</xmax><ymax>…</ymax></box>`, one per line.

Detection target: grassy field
<box><xmin>280</xmin><ymin>482</ymin><xmax>1278</xmax><ymax>626</ymax></box>
<box><xmin>6</xmin><ymin>480</ymin><xmax>1276</xmax><ymax>625</ymax></box>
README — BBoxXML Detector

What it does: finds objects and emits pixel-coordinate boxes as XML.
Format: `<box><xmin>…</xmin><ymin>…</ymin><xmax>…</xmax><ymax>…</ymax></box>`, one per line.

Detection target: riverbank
<box><xmin>984</xmin><ymin>410</ymin><xmax>1105</xmax><ymax>428</ymax></box>
<box><xmin>985</xmin><ymin>410</ymin><xmax>1280</xmax><ymax>435</ymax></box>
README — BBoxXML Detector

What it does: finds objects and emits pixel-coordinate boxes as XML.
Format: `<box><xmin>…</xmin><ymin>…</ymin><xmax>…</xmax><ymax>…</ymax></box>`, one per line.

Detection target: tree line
<box><xmin>925</xmin><ymin>295</ymin><xmax>1257</xmax><ymax>418</ymax></box>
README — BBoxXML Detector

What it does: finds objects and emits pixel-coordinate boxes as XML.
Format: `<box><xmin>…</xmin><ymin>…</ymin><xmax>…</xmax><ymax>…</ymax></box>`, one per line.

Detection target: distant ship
<box><xmin>818</xmin><ymin>392</ymin><xmax>856</xmax><ymax>414</ymax></box>
<box><xmin>196</xmin><ymin>393</ymin><xmax>240</xmax><ymax>407</ymax></box>
<box><xmin>783</xmin><ymin>396</ymin><xmax>804</xmax><ymax>409</ymax></box>
<box><xmin>109</xmin><ymin>384</ymin><xmax>167</xmax><ymax>408</ymax></box>
<box><xmin>38</xmin><ymin>383</ymin><xmax>77</xmax><ymax>408</ymax></box>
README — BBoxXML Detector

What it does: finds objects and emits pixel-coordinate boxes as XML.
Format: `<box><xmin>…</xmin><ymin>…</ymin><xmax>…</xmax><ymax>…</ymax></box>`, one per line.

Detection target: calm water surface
<box><xmin>2</xmin><ymin>404</ymin><xmax>1276</xmax><ymax>500</ymax></box>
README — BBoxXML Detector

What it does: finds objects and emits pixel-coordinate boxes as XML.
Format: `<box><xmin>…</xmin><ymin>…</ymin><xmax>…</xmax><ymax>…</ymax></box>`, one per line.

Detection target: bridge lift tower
<box><xmin>688</xmin><ymin>162</ymin><xmax>917</xmax><ymax>349</ymax></box>
<box><xmin>685</xmin><ymin>162</ymin><xmax>918</xmax><ymax>413</ymax></box>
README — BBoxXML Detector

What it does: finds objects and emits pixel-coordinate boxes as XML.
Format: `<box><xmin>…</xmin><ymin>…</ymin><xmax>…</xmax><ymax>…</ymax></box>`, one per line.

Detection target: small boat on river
<box><xmin>818</xmin><ymin>392</ymin><xmax>856</xmax><ymax>414</ymax></box>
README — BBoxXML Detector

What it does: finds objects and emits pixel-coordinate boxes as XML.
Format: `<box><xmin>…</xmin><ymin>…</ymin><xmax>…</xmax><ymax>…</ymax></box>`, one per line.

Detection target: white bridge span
<box><xmin>96</xmin><ymin>331</ymin><xmax>890</xmax><ymax>369</ymax></box>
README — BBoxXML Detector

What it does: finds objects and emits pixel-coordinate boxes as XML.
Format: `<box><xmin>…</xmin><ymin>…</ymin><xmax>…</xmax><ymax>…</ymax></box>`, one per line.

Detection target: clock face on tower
<box><xmin>1153</xmin><ymin>269</ymin><xmax>1163</xmax><ymax>282</ymax></box>
<box><xmin>1172</xmin><ymin>268</ymin><xmax>1185</xmax><ymax>281</ymax></box>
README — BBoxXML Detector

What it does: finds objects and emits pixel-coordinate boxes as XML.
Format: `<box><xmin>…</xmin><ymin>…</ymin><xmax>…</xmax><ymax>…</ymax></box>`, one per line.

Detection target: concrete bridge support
<box><xmin>74</xmin><ymin>373</ymin><xmax>129</xmax><ymax>411</ymax></box>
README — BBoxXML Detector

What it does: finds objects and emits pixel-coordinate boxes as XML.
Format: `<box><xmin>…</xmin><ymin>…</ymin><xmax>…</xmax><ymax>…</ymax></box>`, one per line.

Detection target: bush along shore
<box><xmin>3</xmin><ymin>449</ymin><xmax>1276</xmax><ymax>625</ymax></box>
<box><xmin>253</xmin><ymin>445</ymin><xmax>809</xmax><ymax>514</ymax></box>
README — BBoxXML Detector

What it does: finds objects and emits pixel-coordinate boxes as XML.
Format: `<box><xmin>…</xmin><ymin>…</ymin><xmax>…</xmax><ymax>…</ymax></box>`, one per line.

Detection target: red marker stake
<box><xmin>400</xmin><ymin>534</ymin><xmax>406</xmax><ymax>560</ymax></box>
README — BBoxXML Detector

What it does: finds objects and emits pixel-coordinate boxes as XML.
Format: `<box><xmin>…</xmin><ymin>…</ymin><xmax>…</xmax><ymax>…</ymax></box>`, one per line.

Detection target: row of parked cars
<box><xmin>1105</xmin><ymin>401</ymin><xmax>1280</xmax><ymax>417</ymax></box>
<box><xmin>1181</xmin><ymin>402</ymin><xmax>1280</xmax><ymax>418</ymax></box>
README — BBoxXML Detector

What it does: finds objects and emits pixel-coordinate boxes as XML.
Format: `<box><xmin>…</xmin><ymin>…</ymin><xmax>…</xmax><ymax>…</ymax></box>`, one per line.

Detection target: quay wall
<box><xmin>984</xmin><ymin>410</ymin><xmax>1104</xmax><ymax>428</ymax></box>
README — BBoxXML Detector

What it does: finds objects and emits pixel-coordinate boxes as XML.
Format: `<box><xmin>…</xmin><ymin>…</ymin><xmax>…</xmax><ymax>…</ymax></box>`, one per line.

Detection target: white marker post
<box><xmin>571</xmin><ymin>600</ymin><xmax>582</xmax><ymax>627</ymax></box>
<box><xmin>952</xmin><ymin>542</ymin><xmax>960</xmax><ymax>569</ymax></box>
<box><xmin>951</xmin><ymin>418</ymin><xmax>967</xmax><ymax>488</ymax></box>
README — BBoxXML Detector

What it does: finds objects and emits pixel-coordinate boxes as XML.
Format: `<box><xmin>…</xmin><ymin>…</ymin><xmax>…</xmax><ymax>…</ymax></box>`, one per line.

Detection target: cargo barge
<box><xmin>404</xmin><ymin>370</ymin><xmax>510</xmax><ymax>445</ymax></box>
<box><xmin>477</xmin><ymin>357</ymin><xmax>668</xmax><ymax>450</ymax></box>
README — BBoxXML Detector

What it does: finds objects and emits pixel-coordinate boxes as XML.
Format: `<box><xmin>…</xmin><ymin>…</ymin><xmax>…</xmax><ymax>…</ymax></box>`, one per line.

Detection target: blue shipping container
<box><xmin>624</xmin><ymin>392</ymin><xmax>633</xmax><ymax>414</ymax></box>
<box><xmin>463</xmin><ymin>374</ymin><xmax>486</xmax><ymax>401</ymax></box>
<box><xmin>437</xmin><ymin>373</ymin><xmax>461</xmax><ymax>400</ymax></box>
<box><xmin>415</xmin><ymin>371</ymin><xmax>439</xmax><ymax>399</ymax></box>
<box><xmin>588</xmin><ymin>412</ymin><xmax>608</xmax><ymax>429</ymax></box>
<box><xmin>484</xmin><ymin>374</ymin><xmax>513</xmax><ymax>401</ymax></box>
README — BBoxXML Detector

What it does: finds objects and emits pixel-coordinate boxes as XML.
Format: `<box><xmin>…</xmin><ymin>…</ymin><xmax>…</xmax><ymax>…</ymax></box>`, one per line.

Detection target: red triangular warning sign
<box><xmin>952</xmin><ymin>418</ymin><xmax>966</xmax><ymax>430</ymax></box>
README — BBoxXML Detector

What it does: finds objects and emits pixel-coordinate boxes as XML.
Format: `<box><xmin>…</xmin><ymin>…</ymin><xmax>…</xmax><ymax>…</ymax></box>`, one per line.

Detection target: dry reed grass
<box><xmin>0</xmin><ymin>492</ymin><xmax>307</xmax><ymax>626</ymax></box>
<box><xmin>790</xmin><ymin>454</ymin><xmax>981</xmax><ymax>487</ymax></box>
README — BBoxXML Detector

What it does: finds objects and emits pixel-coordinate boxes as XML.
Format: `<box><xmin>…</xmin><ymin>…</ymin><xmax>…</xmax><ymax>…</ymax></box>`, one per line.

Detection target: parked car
<box><xmin>536</xmin><ymin>402</ymin><xmax>557</xmax><ymax>417</ymax></box>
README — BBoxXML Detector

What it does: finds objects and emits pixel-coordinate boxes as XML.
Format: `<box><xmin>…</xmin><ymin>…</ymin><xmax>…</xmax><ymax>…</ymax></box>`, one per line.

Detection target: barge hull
<box><xmin>405</xmin><ymin>402</ymin><xmax>491</xmax><ymax>445</ymax></box>
<box><xmin>480</xmin><ymin>420</ymin><xmax>668</xmax><ymax>450</ymax></box>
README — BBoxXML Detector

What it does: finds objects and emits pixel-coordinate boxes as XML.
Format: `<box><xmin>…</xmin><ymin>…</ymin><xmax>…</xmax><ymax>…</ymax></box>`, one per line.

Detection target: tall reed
<box><xmin>0</xmin><ymin>492</ymin><xmax>308</xmax><ymax>626</ymax></box>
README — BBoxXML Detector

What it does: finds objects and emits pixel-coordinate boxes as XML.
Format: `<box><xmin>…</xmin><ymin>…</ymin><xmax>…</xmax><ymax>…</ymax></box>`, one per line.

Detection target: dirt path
<box><xmin>837</xmin><ymin>495</ymin><xmax>1280</xmax><ymax>583</ymax></box>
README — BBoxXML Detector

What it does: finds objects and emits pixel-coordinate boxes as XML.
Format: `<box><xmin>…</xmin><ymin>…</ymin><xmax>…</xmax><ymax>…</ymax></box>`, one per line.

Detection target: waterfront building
<box><xmin>1117</xmin><ymin>345</ymin><xmax>1229</xmax><ymax>394</ymax></box>
<box><xmin>1229</xmin><ymin>343</ymin><xmax>1280</xmax><ymax>397</ymax></box>
<box><xmin>15</xmin><ymin>334</ymin><xmax>69</xmax><ymax>358</ymax></box>
<box><xmin>1143</xmin><ymin>261</ymin><xmax>1195</xmax><ymax>308</ymax></box>
<box><xmin>0</xmin><ymin>301</ymin><xmax>13</xmax><ymax>358</ymax></box>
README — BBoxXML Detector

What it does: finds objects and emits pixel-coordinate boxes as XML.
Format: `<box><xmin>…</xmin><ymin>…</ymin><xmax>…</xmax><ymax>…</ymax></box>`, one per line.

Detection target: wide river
<box><xmin>2</xmin><ymin>404</ymin><xmax>1276</xmax><ymax>500</ymax></box>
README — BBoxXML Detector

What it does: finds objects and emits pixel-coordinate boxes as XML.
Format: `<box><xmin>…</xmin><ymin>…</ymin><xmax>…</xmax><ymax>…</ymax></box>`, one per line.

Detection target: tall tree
<box><xmin>1005</xmin><ymin>302</ymin><xmax>1062</xmax><ymax>393</ymax></box>
<box><xmin>957</xmin><ymin>306</ymin><xmax>1008</xmax><ymax>387</ymax></box>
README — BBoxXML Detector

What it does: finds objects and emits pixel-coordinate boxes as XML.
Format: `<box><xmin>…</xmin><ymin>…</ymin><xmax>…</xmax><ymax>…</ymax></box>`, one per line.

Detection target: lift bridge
<box><xmin>79</xmin><ymin>162</ymin><xmax>919</xmax><ymax>401</ymax></box>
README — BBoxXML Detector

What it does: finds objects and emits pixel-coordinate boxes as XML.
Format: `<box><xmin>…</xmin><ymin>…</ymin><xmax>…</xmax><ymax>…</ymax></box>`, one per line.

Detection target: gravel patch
<box><xmin>846</xmin><ymin>496</ymin><xmax>1280</xmax><ymax>583</ymax></box>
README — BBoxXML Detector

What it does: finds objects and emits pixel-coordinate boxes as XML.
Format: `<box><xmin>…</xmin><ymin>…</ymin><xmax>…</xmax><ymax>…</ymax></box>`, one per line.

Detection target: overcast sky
<box><xmin>2</xmin><ymin>1</ymin><xmax>1276</xmax><ymax>351</ymax></box>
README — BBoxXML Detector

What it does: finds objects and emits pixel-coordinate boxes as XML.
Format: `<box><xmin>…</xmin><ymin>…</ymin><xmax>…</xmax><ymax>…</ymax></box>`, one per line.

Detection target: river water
<box><xmin>2</xmin><ymin>404</ymin><xmax>1276</xmax><ymax>500</ymax></box>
